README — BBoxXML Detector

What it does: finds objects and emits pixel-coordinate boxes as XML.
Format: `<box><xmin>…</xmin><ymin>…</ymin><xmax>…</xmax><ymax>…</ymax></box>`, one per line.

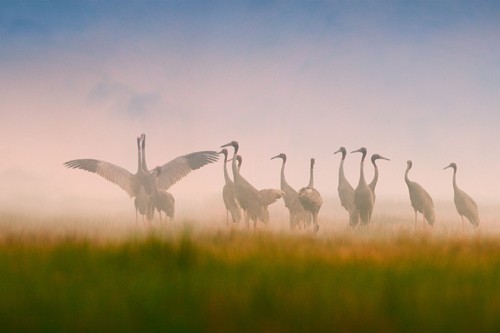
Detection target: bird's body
<box><xmin>405</xmin><ymin>160</ymin><xmax>435</xmax><ymax>228</ymax></box>
<box><xmin>271</xmin><ymin>153</ymin><xmax>308</xmax><ymax>230</ymax></box>
<box><xmin>258</xmin><ymin>188</ymin><xmax>285</xmax><ymax>224</ymax></box>
<box><xmin>298</xmin><ymin>158</ymin><xmax>322</xmax><ymax>233</ymax></box>
<box><xmin>334</xmin><ymin>147</ymin><xmax>358</xmax><ymax>227</ymax></box>
<box><xmin>151</xmin><ymin>167</ymin><xmax>175</xmax><ymax>222</ymax></box>
<box><xmin>221</xmin><ymin>141</ymin><xmax>264</xmax><ymax>228</ymax></box>
<box><xmin>352</xmin><ymin>147</ymin><xmax>374</xmax><ymax>225</ymax></box>
<box><xmin>444</xmin><ymin>163</ymin><xmax>479</xmax><ymax>230</ymax></box>
<box><xmin>64</xmin><ymin>134</ymin><xmax>218</xmax><ymax>221</ymax></box>
<box><xmin>219</xmin><ymin>149</ymin><xmax>242</xmax><ymax>224</ymax></box>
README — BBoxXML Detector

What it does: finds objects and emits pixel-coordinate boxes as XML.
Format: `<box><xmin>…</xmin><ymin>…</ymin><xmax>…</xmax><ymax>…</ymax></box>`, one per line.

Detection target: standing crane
<box><xmin>219</xmin><ymin>148</ymin><xmax>242</xmax><ymax>225</ymax></box>
<box><xmin>368</xmin><ymin>154</ymin><xmax>390</xmax><ymax>201</ymax></box>
<box><xmin>405</xmin><ymin>160</ymin><xmax>435</xmax><ymax>229</ymax></box>
<box><xmin>352</xmin><ymin>147</ymin><xmax>374</xmax><ymax>225</ymax></box>
<box><xmin>220</xmin><ymin>141</ymin><xmax>264</xmax><ymax>229</ymax></box>
<box><xmin>298</xmin><ymin>158</ymin><xmax>323</xmax><ymax>233</ymax></box>
<box><xmin>444</xmin><ymin>163</ymin><xmax>480</xmax><ymax>230</ymax></box>
<box><xmin>271</xmin><ymin>153</ymin><xmax>308</xmax><ymax>230</ymax></box>
<box><xmin>234</xmin><ymin>155</ymin><xmax>284</xmax><ymax>225</ymax></box>
<box><xmin>333</xmin><ymin>147</ymin><xmax>358</xmax><ymax>227</ymax></box>
<box><xmin>64</xmin><ymin>134</ymin><xmax>219</xmax><ymax>221</ymax></box>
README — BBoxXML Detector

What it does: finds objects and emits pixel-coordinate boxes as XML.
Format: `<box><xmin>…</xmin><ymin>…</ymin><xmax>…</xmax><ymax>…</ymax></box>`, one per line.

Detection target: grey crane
<box><xmin>220</xmin><ymin>141</ymin><xmax>264</xmax><ymax>229</ymax></box>
<box><xmin>405</xmin><ymin>160</ymin><xmax>435</xmax><ymax>229</ymax></box>
<box><xmin>271</xmin><ymin>153</ymin><xmax>308</xmax><ymax>230</ymax></box>
<box><xmin>352</xmin><ymin>147</ymin><xmax>374</xmax><ymax>225</ymax></box>
<box><xmin>444</xmin><ymin>163</ymin><xmax>480</xmax><ymax>230</ymax></box>
<box><xmin>219</xmin><ymin>148</ymin><xmax>242</xmax><ymax>225</ymax></box>
<box><xmin>298</xmin><ymin>158</ymin><xmax>323</xmax><ymax>233</ymax></box>
<box><xmin>368</xmin><ymin>154</ymin><xmax>390</xmax><ymax>200</ymax></box>
<box><xmin>151</xmin><ymin>166</ymin><xmax>175</xmax><ymax>222</ymax></box>
<box><xmin>333</xmin><ymin>147</ymin><xmax>358</xmax><ymax>227</ymax></box>
<box><xmin>234</xmin><ymin>155</ymin><xmax>284</xmax><ymax>225</ymax></box>
<box><xmin>64</xmin><ymin>135</ymin><xmax>218</xmax><ymax>220</ymax></box>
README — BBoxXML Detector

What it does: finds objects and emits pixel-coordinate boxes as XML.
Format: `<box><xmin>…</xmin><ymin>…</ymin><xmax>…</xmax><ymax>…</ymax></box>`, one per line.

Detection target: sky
<box><xmin>1</xmin><ymin>1</ymin><xmax>499</xmax><ymax>219</ymax></box>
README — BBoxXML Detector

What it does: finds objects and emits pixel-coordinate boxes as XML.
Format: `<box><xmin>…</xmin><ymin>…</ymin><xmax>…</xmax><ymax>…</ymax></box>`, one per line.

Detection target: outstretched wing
<box><xmin>155</xmin><ymin>151</ymin><xmax>219</xmax><ymax>190</ymax></box>
<box><xmin>64</xmin><ymin>159</ymin><xmax>137</xmax><ymax>197</ymax></box>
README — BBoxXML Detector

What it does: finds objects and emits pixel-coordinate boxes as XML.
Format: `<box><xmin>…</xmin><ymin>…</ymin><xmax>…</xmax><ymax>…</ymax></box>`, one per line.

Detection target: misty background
<box><xmin>1</xmin><ymin>1</ymin><xmax>499</xmax><ymax>224</ymax></box>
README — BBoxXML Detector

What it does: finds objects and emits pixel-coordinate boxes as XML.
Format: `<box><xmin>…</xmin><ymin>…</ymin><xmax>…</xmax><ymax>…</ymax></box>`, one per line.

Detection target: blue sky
<box><xmin>1</xmin><ymin>1</ymin><xmax>499</xmax><ymax>218</ymax></box>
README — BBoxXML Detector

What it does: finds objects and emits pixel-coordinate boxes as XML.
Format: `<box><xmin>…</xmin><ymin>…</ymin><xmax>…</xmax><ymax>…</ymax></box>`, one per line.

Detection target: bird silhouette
<box><xmin>405</xmin><ymin>160</ymin><xmax>435</xmax><ymax>229</ymax></box>
<box><xmin>220</xmin><ymin>141</ymin><xmax>264</xmax><ymax>229</ymax></box>
<box><xmin>444</xmin><ymin>163</ymin><xmax>479</xmax><ymax>230</ymax></box>
<box><xmin>334</xmin><ymin>147</ymin><xmax>358</xmax><ymax>227</ymax></box>
<box><xmin>219</xmin><ymin>148</ymin><xmax>242</xmax><ymax>225</ymax></box>
<box><xmin>271</xmin><ymin>153</ymin><xmax>308</xmax><ymax>230</ymax></box>
<box><xmin>64</xmin><ymin>134</ymin><xmax>218</xmax><ymax>220</ymax></box>
<box><xmin>151</xmin><ymin>166</ymin><xmax>175</xmax><ymax>222</ymax></box>
<box><xmin>235</xmin><ymin>155</ymin><xmax>283</xmax><ymax>225</ymax></box>
<box><xmin>352</xmin><ymin>147</ymin><xmax>374</xmax><ymax>225</ymax></box>
<box><xmin>298</xmin><ymin>158</ymin><xmax>323</xmax><ymax>233</ymax></box>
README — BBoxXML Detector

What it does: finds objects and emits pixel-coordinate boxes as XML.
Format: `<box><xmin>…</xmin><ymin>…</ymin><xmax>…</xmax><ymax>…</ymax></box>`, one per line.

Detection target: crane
<box><xmin>333</xmin><ymin>147</ymin><xmax>358</xmax><ymax>227</ymax></box>
<box><xmin>64</xmin><ymin>134</ymin><xmax>218</xmax><ymax>220</ymax></box>
<box><xmin>234</xmin><ymin>155</ymin><xmax>284</xmax><ymax>225</ymax></box>
<box><xmin>444</xmin><ymin>163</ymin><xmax>480</xmax><ymax>230</ymax></box>
<box><xmin>298</xmin><ymin>158</ymin><xmax>323</xmax><ymax>233</ymax></box>
<box><xmin>220</xmin><ymin>141</ymin><xmax>264</xmax><ymax>229</ymax></box>
<box><xmin>271</xmin><ymin>153</ymin><xmax>308</xmax><ymax>230</ymax></box>
<box><xmin>405</xmin><ymin>160</ymin><xmax>435</xmax><ymax>229</ymax></box>
<box><xmin>351</xmin><ymin>147</ymin><xmax>374</xmax><ymax>225</ymax></box>
<box><xmin>368</xmin><ymin>154</ymin><xmax>390</xmax><ymax>201</ymax></box>
<box><xmin>219</xmin><ymin>148</ymin><xmax>242</xmax><ymax>225</ymax></box>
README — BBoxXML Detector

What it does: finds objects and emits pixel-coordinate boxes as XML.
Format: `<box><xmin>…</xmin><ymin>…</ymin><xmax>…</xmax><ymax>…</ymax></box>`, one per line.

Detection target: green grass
<box><xmin>1</xmin><ymin>217</ymin><xmax>500</xmax><ymax>332</ymax></box>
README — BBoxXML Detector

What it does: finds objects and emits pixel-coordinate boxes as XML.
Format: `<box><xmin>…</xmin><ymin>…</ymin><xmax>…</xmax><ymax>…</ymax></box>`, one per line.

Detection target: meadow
<box><xmin>1</xmin><ymin>213</ymin><xmax>500</xmax><ymax>332</ymax></box>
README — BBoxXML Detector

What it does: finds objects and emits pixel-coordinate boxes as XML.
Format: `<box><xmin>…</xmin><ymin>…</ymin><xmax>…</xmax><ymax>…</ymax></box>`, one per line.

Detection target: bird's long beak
<box><xmin>270</xmin><ymin>154</ymin><xmax>280</xmax><ymax>160</ymax></box>
<box><xmin>443</xmin><ymin>164</ymin><xmax>451</xmax><ymax>170</ymax></box>
<box><xmin>221</xmin><ymin>142</ymin><xmax>232</xmax><ymax>148</ymax></box>
<box><xmin>380</xmin><ymin>156</ymin><xmax>390</xmax><ymax>161</ymax></box>
<box><xmin>333</xmin><ymin>148</ymin><xmax>342</xmax><ymax>154</ymax></box>
<box><xmin>351</xmin><ymin>148</ymin><xmax>363</xmax><ymax>153</ymax></box>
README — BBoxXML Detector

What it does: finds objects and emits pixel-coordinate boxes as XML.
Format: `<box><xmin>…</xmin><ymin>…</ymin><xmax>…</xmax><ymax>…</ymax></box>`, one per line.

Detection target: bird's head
<box><xmin>141</xmin><ymin>133</ymin><xmax>146</xmax><ymax>149</ymax></box>
<box><xmin>407</xmin><ymin>160</ymin><xmax>413</xmax><ymax>170</ymax></box>
<box><xmin>351</xmin><ymin>147</ymin><xmax>367</xmax><ymax>155</ymax></box>
<box><xmin>310</xmin><ymin>158</ymin><xmax>315</xmax><ymax>167</ymax></box>
<box><xmin>443</xmin><ymin>162</ymin><xmax>457</xmax><ymax>171</ymax></box>
<box><xmin>271</xmin><ymin>153</ymin><xmax>287</xmax><ymax>163</ymax></box>
<box><xmin>218</xmin><ymin>148</ymin><xmax>228</xmax><ymax>159</ymax></box>
<box><xmin>334</xmin><ymin>147</ymin><xmax>347</xmax><ymax>159</ymax></box>
<box><xmin>221</xmin><ymin>140</ymin><xmax>239</xmax><ymax>151</ymax></box>
<box><xmin>372</xmin><ymin>154</ymin><xmax>390</xmax><ymax>162</ymax></box>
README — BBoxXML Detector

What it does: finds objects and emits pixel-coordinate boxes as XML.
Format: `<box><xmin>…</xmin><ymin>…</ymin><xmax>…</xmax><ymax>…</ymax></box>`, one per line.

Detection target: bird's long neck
<box><xmin>223</xmin><ymin>153</ymin><xmax>232</xmax><ymax>184</ymax></box>
<box><xmin>231</xmin><ymin>147</ymin><xmax>239</xmax><ymax>179</ymax></box>
<box><xmin>308</xmin><ymin>161</ymin><xmax>314</xmax><ymax>188</ymax></box>
<box><xmin>452</xmin><ymin>167</ymin><xmax>458</xmax><ymax>191</ymax></box>
<box><xmin>280</xmin><ymin>160</ymin><xmax>287</xmax><ymax>189</ymax></box>
<box><xmin>370</xmin><ymin>159</ymin><xmax>379</xmax><ymax>188</ymax></box>
<box><xmin>141</xmin><ymin>141</ymin><xmax>149</xmax><ymax>172</ymax></box>
<box><xmin>339</xmin><ymin>159</ymin><xmax>346</xmax><ymax>184</ymax></box>
<box><xmin>358</xmin><ymin>155</ymin><xmax>367</xmax><ymax>185</ymax></box>
<box><xmin>137</xmin><ymin>141</ymin><xmax>141</xmax><ymax>174</ymax></box>
<box><xmin>404</xmin><ymin>165</ymin><xmax>411</xmax><ymax>185</ymax></box>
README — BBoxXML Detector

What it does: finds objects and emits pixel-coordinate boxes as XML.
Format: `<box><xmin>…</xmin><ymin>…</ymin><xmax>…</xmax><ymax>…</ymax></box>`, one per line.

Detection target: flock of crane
<box><xmin>64</xmin><ymin>136</ymin><xmax>480</xmax><ymax>232</ymax></box>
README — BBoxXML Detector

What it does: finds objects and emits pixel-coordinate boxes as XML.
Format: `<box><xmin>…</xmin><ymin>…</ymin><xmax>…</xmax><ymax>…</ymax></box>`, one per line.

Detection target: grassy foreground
<box><xmin>1</xmin><ymin>223</ymin><xmax>500</xmax><ymax>332</ymax></box>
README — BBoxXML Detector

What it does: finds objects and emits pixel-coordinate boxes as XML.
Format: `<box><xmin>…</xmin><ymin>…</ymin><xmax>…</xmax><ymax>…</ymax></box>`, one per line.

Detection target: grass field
<box><xmin>1</xmin><ymin>214</ymin><xmax>500</xmax><ymax>332</ymax></box>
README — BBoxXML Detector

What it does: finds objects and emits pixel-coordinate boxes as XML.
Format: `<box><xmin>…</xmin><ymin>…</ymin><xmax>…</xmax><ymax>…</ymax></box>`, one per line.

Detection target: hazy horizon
<box><xmin>1</xmin><ymin>1</ymin><xmax>499</xmax><ymax>221</ymax></box>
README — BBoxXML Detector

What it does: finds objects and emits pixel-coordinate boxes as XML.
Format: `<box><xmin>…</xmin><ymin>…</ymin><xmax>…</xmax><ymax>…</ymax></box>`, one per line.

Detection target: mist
<box><xmin>1</xmin><ymin>1</ymin><xmax>499</xmax><ymax>224</ymax></box>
